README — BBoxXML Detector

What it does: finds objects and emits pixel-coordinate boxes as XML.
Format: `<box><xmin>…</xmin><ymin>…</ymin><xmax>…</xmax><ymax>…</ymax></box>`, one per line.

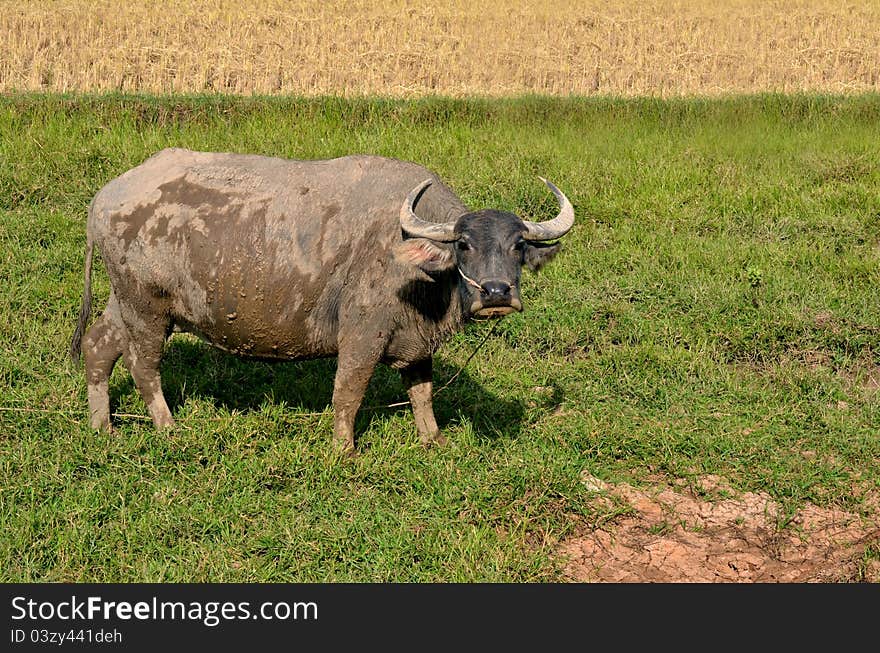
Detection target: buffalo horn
<box><xmin>399</xmin><ymin>179</ymin><xmax>458</xmax><ymax>242</ymax></box>
<box><xmin>522</xmin><ymin>178</ymin><xmax>575</xmax><ymax>241</ymax></box>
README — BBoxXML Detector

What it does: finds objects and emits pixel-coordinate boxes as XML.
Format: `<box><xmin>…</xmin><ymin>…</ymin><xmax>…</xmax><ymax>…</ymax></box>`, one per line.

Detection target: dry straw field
<box><xmin>2</xmin><ymin>0</ymin><xmax>880</xmax><ymax>97</ymax></box>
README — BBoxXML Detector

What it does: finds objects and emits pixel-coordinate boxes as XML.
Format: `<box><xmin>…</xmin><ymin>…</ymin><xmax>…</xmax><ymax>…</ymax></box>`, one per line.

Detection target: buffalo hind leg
<box><xmin>82</xmin><ymin>296</ymin><xmax>127</xmax><ymax>431</ymax></box>
<box><xmin>118</xmin><ymin>304</ymin><xmax>174</xmax><ymax>429</ymax></box>
<box><xmin>401</xmin><ymin>358</ymin><xmax>446</xmax><ymax>447</ymax></box>
<box><xmin>331</xmin><ymin>343</ymin><xmax>383</xmax><ymax>454</ymax></box>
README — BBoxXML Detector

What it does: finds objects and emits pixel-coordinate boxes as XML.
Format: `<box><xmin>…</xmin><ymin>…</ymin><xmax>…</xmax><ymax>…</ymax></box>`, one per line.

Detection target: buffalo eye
<box><xmin>456</xmin><ymin>240</ymin><xmax>471</xmax><ymax>252</ymax></box>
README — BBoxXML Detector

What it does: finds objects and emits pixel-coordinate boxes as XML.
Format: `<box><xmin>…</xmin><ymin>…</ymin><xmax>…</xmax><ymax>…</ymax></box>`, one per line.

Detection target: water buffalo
<box><xmin>70</xmin><ymin>148</ymin><xmax>574</xmax><ymax>452</ymax></box>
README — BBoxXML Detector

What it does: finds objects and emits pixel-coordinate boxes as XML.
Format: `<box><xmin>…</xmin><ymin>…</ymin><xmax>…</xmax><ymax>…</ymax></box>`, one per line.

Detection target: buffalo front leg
<box><xmin>400</xmin><ymin>358</ymin><xmax>446</xmax><ymax>447</ymax></box>
<box><xmin>331</xmin><ymin>344</ymin><xmax>382</xmax><ymax>454</ymax></box>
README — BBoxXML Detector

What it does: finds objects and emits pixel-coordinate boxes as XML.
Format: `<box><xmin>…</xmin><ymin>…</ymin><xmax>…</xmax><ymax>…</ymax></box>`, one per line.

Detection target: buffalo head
<box><xmin>394</xmin><ymin>178</ymin><xmax>574</xmax><ymax>318</ymax></box>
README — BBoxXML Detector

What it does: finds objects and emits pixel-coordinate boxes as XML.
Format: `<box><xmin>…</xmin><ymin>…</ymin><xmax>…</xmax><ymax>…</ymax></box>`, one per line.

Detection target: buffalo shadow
<box><xmin>109</xmin><ymin>335</ymin><xmax>526</xmax><ymax>443</ymax></box>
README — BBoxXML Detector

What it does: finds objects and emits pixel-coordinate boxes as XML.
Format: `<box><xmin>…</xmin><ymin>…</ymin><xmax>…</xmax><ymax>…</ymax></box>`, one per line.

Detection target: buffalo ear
<box><xmin>393</xmin><ymin>238</ymin><xmax>455</xmax><ymax>273</ymax></box>
<box><xmin>524</xmin><ymin>241</ymin><xmax>562</xmax><ymax>271</ymax></box>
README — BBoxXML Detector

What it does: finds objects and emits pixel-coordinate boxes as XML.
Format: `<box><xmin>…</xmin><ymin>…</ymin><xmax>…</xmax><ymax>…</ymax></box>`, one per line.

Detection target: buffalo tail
<box><xmin>69</xmin><ymin>235</ymin><xmax>94</xmax><ymax>364</ymax></box>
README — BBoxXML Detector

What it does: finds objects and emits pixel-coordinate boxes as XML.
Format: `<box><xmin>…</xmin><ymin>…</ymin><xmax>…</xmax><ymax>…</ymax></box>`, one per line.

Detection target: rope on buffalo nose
<box><xmin>433</xmin><ymin>318</ymin><xmax>503</xmax><ymax>395</ymax></box>
<box><xmin>457</xmin><ymin>266</ymin><xmax>483</xmax><ymax>292</ymax></box>
<box><xmin>368</xmin><ymin>317</ymin><xmax>503</xmax><ymax>410</ymax></box>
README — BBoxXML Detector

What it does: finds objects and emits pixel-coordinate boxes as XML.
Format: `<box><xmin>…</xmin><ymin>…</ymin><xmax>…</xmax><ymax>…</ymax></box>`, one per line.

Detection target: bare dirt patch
<box><xmin>858</xmin><ymin>364</ymin><xmax>880</xmax><ymax>394</ymax></box>
<box><xmin>560</xmin><ymin>475</ymin><xmax>880</xmax><ymax>582</ymax></box>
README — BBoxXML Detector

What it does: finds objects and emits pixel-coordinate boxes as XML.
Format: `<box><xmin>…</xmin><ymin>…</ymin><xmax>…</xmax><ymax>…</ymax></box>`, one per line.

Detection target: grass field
<box><xmin>1</xmin><ymin>93</ymin><xmax>879</xmax><ymax>581</ymax></box>
<box><xmin>3</xmin><ymin>1</ymin><xmax>880</xmax><ymax>97</ymax></box>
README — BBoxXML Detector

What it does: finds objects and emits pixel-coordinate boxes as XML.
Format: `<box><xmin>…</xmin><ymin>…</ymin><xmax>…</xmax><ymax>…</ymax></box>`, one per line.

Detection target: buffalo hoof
<box><xmin>90</xmin><ymin>414</ymin><xmax>114</xmax><ymax>434</ymax></box>
<box><xmin>332</xmin><ymin>437</ymin><xmax>357</xmax><ymax>458</ymax></box>
<box><xmin>94</xmin><ymin>422</ymin><xmax>115</xmax><ymax>435</ymax></box>
<box><xmin>421</xmin><ymin>433</ymin><xmax>448</xmax><ymax>448</ymax></box>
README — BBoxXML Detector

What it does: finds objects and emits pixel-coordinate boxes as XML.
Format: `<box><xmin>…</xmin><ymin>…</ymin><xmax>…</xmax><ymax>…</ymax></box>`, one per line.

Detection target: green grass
<box><xmin>1</xmin><ymin>93</ymin><xmax>879</xmax><ymax>581</ymax></box>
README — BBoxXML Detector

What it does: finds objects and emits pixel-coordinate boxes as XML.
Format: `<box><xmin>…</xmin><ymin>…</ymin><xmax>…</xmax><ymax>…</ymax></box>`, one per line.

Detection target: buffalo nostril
<box><xmin>481</xmin><ymin>280</ymin><xmax>511</xmax><ymax>298</ymax></box>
